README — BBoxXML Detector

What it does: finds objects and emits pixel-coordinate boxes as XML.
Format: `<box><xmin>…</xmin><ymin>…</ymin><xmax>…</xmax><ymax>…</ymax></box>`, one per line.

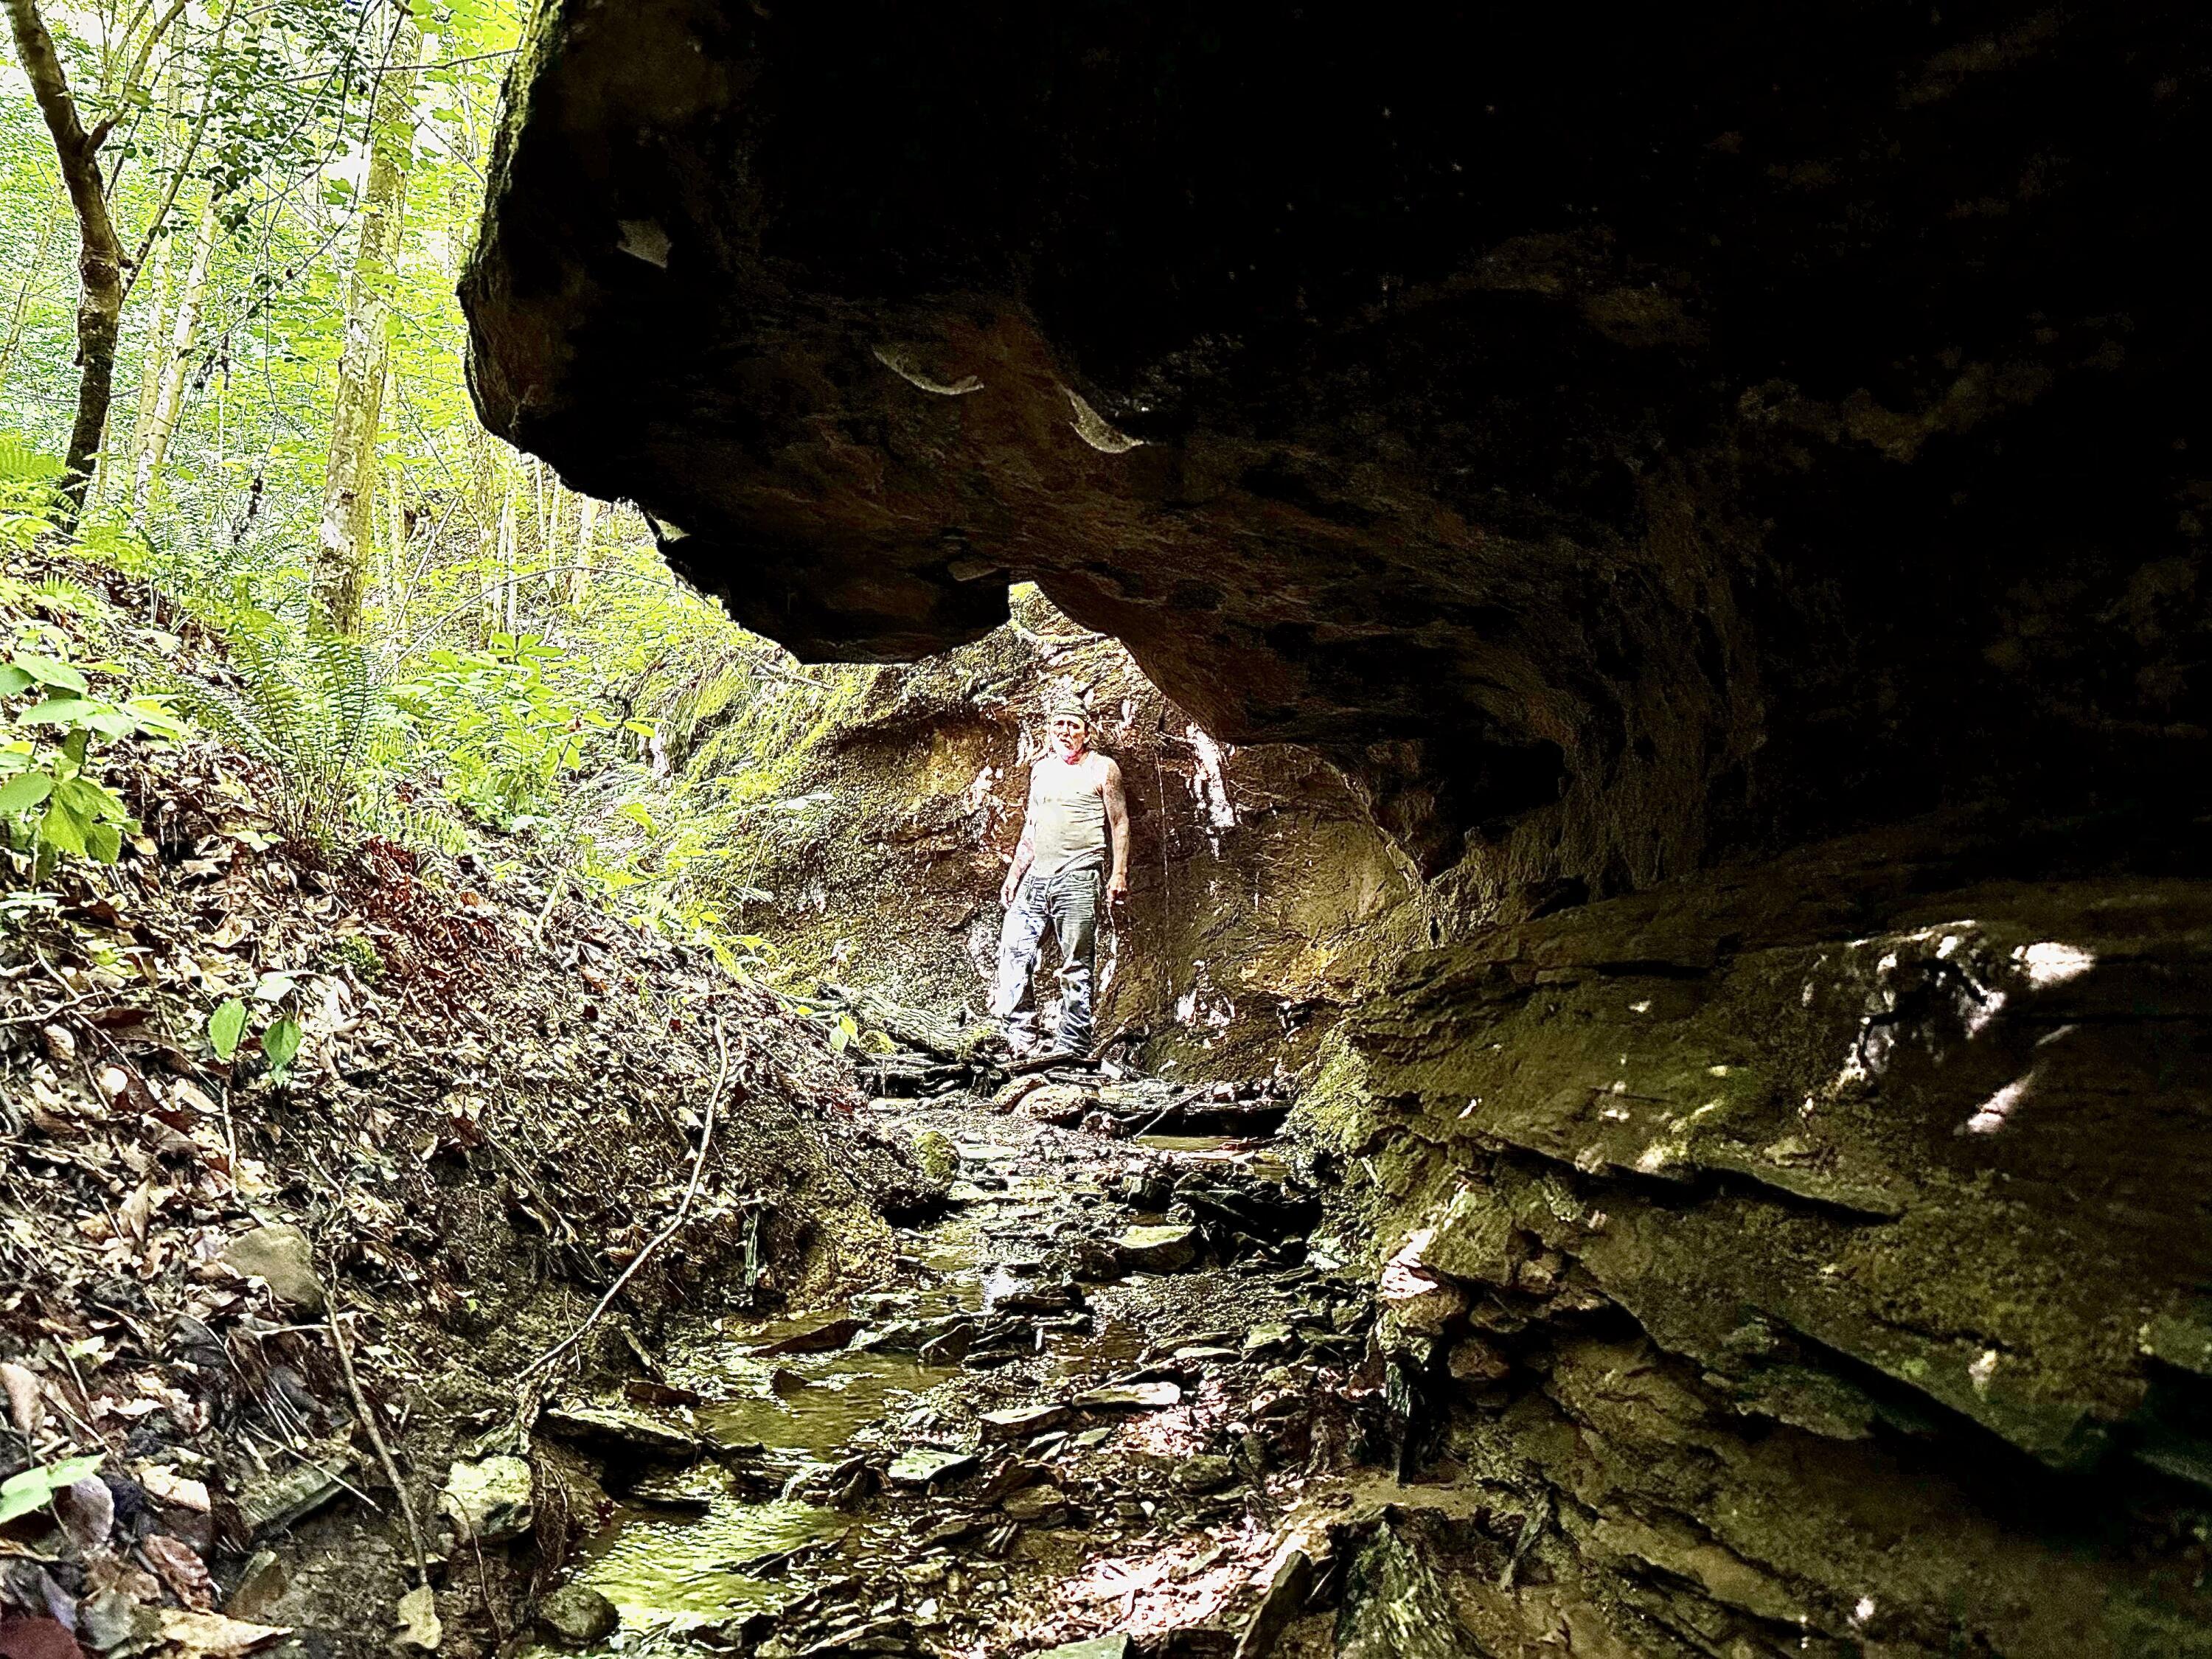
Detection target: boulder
<box><xmin>439</xmin><ymin>1455</ymin><xmax>534</xmax><ymax>1545</ymax></box>
<box><xmin>537</xmin><ymin>1585</ymin><xmax>619</xmax><ymax>1647</ymax></box>
<box><xmin>220</xmin><ymin>1226</ymin><xmax>324</xmax><ymax>1313</ymax></box>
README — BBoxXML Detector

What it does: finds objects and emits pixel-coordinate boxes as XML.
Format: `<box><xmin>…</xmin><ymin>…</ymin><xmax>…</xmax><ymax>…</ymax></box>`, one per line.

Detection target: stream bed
<box><xmin>532</xmin><ymin>1104</ymin><xmax>1378</xmax><ymax>1658</ymax></box>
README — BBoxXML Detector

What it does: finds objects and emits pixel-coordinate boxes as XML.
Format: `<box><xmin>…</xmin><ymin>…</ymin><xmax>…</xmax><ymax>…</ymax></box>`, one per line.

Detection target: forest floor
<box><xmin>1</xmin><ymin>561</ymin><xmax>1409</xmax><ymax>1659</ymax></box>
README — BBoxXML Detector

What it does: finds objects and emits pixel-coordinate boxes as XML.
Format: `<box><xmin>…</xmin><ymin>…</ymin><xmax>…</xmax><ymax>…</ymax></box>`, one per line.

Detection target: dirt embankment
<box><xmin>0</xmin><ymin>571</ymin><xmax>928</xmax><ymax>1659</ymax></box>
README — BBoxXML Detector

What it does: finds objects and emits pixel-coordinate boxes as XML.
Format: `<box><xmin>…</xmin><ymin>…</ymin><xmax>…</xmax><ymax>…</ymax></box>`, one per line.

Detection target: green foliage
<box><xmin>208</xmin><ymin>997</ymin><xmax>249</xmax><ymax>1060</ymax></box>
<box><xmin>333</xmin><ymin>934</ymin><xmax>386</xmax><ymax>982</ymax></box>
<box><xmin>0</xmin><ymin>0</ymin><xmax>863</xmax><ymax>998</ymax></box>
<box><xmin>208</xmin><ymin>983</ymin><xmax>305</xmax><ymax>1079</ymax></box>
<box><xmin>170</xmin><ymin>627</ymin><xmax>383</xmax><ymax>840</ymax></box>
<box><xmin>0</xmin><ymin>644</ymin><xmax>186</xmax><ymax>872</ymax></box>
<box><xmin>262</xmin><ymin>1012</ymin><xmax>303</xmax><ymax>1078</ymax></box>
<box><xmin>386</xmin><ymin>631</ymin><xmax>612</xmax><ymax>828</ymax></box>
<box><xmin>0</xmin><ymin>1455</ymin><xmax>105</xmax><ymax>1527</ymax></box>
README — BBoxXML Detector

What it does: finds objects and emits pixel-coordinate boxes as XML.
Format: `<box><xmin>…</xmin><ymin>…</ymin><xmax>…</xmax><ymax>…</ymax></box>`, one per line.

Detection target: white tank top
<box><xmin>1027</xmin><ymin>754</ymin><xmax>1107</xmax><ymax>879</ymax></box>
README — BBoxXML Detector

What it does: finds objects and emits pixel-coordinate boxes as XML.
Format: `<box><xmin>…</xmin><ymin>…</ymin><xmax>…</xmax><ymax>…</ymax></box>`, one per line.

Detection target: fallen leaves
<box><xmin>140</xmin><ymin>1538</ymin><xmax>215</xmax><ymax>1613</ymax></box>
<box><xmin>0</xmin><ymin>1366</ymin><xmax>42</xmax><ymax>1436</ymax></box>
<box><xmin>152</xmin><ymin>1610</ymin><xmax>288</xmax><ymax>1657</ymax></box>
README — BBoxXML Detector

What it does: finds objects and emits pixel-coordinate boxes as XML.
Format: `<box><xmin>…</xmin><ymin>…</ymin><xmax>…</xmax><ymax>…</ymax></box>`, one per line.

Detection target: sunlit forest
<box><xmin>1</xmin><ymin>0</ymin><xmax>858</xmax><ymax>963</ymax></box>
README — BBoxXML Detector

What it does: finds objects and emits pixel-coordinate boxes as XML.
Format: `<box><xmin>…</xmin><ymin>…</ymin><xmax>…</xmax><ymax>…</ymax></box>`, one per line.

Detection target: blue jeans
<box><xmin>991</xmin><ymin>867</ymin><xmax>1100</xmax><ymax>1053</ymax></box>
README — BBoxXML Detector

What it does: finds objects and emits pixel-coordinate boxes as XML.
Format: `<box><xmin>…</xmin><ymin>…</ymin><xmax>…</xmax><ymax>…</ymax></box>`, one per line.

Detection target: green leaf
<box><xmin>18</xmin><ymin>695</ymin><xmax>97</xmax><ymax>726</ymax></box>
<box><xmin>84</xmin><ymin>821</ymin><xmax>121</xmax><ymax>862</ymax></box>
<box><xmin>209</xmin><ymin>998</ymin><xmax>248</xmax><ymax>1060</ymax></box>
<box><xmin>55</xmin><ymin>776</ymin><xmax>125</xmax><ymax>820</ymax></box>
<box><xmin>36</xmin><ymin>800</ymin><xmax>88</xmax><ymax>855</ymax></box>
<box><xmin>0</xmin><ymin>665</ymin><xmax>32</xmax><ymax>695</ymax></box>
<box><xmin>261</xmin><ymin>1015</ymin><xmax>303</xmax><ymax>1077</ymax></box>
<box><xmin>0</xmin><ymin>771</ymin><xmax>52</xmax><ymax>813</ymax></box>
<box><xmin>0</xmin><ymin>1454</ymin><xmax>104</xmax><ymax>1526</ymax></box>
<box><xmin>10</xmin><ymin>654</ymin><xmax>88</xmax><ymax>693</ymax></box>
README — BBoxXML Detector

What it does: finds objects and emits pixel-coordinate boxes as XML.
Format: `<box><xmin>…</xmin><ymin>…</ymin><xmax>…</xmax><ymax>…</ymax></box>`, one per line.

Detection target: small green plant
<box><xmin>0</xmin><ymin>650</ymin><xmax>186</xmax><ymax>869</ymax></box>
<box><xmin>171</xmin><ymin>627</ymin><xmax>384</xmax><ymax>841</ymax></box>
<box><xmin>207</xmin><ymin>984</ymin><xmax>305</xmax><ymax>1082</ymax></box>
<box><xmin>332</xmin><ymin>934</ymin><xmax>386</xmax><ymax>983</ymax></box>
<box><xmin>387</xmin><ymin>631</ymin><xmax>614</xmax><ymax>827</ymax></box>
<box><xmin>0</xmin><ymin>1453</ymin><xmax>105</xmax><ymax>1526</ymax></box>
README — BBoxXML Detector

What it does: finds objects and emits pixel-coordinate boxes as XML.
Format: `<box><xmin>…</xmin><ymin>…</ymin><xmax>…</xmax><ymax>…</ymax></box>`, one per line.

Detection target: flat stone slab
<box><xmin>540</xmin><ymin>1403</ymin><xmax>698</xmax><ymax>1459</ymax></box>
<box><xmin>752</xmin><ymin>1316</ymin><xmax>863</xmax><ymax>1356</ymax></box>
<box><xmin>887</xmin><ymin>1447</ymin><xmax>979</xmax><ymax>1487</ymax></box>
<box><xmin>1074</xmin><ymin>1382</ymin><xmax>1182</xmax><ymax>1411</ymax></box>
<box><xmin>221</xmin><ymin>1225</ymin><xmax>324</xmax><ymax>1312</ymax></box>
<box><xmin>979</xmin><ymin>1404</ymin><xmax>1074</xmax><ymax>1441</ymax></box>
<box><xmin>1114</xmin><ymin>1225</ymin><xmax>1198</xmax><ymax>1272</ymax></box>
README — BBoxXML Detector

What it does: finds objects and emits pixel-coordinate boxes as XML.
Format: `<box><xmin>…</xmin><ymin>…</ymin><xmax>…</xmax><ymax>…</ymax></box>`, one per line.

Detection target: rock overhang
<box><xmin>462</xmin><ymin>0</ymin><xmax>2211</xmax><ymax>880</ymax></box>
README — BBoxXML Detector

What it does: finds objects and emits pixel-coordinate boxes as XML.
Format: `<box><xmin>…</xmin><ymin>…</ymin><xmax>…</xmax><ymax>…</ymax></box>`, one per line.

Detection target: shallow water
<box><xmin>554</xmin><ymin>1158</ymin><xmax>1134</xmax><ymax>1648</ymax></box>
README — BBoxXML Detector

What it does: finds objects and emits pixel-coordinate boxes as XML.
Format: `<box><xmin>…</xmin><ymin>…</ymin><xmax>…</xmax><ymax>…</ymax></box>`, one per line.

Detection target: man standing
<box><xmin>992</xmin><ymin>697</ymin><xmax>1130</xmax><ymax>1059</ymax></box>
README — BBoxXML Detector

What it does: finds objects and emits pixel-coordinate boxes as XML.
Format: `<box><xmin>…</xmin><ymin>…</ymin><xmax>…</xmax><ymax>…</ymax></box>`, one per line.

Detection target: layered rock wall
<box><xmin>1301</xmin><ymin>823</ymin><xmax>2212</xmax><ymax>1652</ymax></box>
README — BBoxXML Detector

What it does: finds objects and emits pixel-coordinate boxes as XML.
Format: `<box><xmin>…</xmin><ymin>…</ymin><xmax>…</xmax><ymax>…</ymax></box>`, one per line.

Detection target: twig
<box><xmin>459</xmin><ymin>1510</ymin><xmax>508</xmax><ymax>1643</ymax></box>
<box><xmin>518</xmin><ymin>1015</ymin><xmax>732</xmax><ymax>1380</ymax></box>
<box><xmin>326</xmin><ymin>1290</ymin><xmax>430</xmax><ymax>1587</ymax></box>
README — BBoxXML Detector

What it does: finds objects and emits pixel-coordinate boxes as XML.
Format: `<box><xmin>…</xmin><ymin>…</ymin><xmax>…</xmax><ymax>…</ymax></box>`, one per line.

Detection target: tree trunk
<box><xmin>5</xmin><ymin>0</ymin><xmax>128</xmax><ymax>530</ymax></box>
<box><xmin>309</xmin><ymin>7</ymin><xmax>422</xmax><ymax>634</ymax></box>
<box><xmin>0</xmin><ymin>206</ymin><xmax>62</xmax><ymax>393</ymax></box>
<box><xmin>121</xmin><ymin>216</ymin><xmax>175</xmax><ymax>493</ymax></box>
<box><xmin>567</xmin><ymin>495</ymin><xmax>601</xmax><ymax>606</ymax></box>
<box><xmin>131</xmin><ymin>192</ymin><xmax>216</xmax><ymax>511</ymax></box>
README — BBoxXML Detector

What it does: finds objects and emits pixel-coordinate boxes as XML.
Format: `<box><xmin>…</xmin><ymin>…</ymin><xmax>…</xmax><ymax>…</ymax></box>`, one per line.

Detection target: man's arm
<box><xmin>1001</xmin><ymin>800</ymin><xmax>1036</xmax><ymax>905</ymax></box>
<box><xmin>1102</xmin><ymin>758</ymin><xmax>1130</xmax><ymax>903</ymax></box>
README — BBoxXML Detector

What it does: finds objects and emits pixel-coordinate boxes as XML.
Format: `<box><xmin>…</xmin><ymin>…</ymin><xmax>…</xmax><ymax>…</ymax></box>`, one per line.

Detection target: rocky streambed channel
<box><xmin>503</xmin><ymin>1089</ymin><xmax>1425</xmax><ymax>1659</ymax></box>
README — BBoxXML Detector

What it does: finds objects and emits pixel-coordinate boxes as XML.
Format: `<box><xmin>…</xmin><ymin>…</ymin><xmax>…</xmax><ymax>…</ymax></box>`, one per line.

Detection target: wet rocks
<box><xmin>537</xmin><ymin>1584</ymin><xmax>619</xmax><ymax>1646</ymax></box>
<box><xmin>438</xmin><ymin>1455</ymin><xmax>534</xmax><ymax>1544</ymax></box>
<box><xmin>887</xmin><ymin>1448</ymin><xmax>978</xmax><ymax>1488</ymax></box>
<box><xmin>979</xmin><ymin>1405</ymin><xmax>1073</xmax><ymax>1443</ymax></box>
<box><xmin>1233</xmin><ymin>1549</ymin><xmax>1314</xmax><ymax>1659</ymax></box>
<box><xmin>1170</xmin><ymin>1455</ymin><xmax>1237</xmax><ymax>1495</ymax></box>
<box><xmin>1114</xmin><ymin>1225</ymin><xmax>1198</xmax><ymax>1273</ymax></box>
<box><xmin>1074</xmin><ymin>1382</ymin><xmax>1182</xmax><ymax>1411</ymax></box>
<box><xmin>998</xmin><ymin>1482</ymin><xmax>1066</xmax><ymax>1523</ymax></box>
<box><xmin>754</xmin><ymin>1316</ymin><xmax>866</xmax><ymax>1357</ymax></box>
<box><xmin>1335</xmin><ymin>1517</ymin><xmax>1485</xmax><ymax>1659</ymax></box>
<box><xmin>539</xmin><ymin>1403</ymin><xmax>698</xmax><ymax>1460</ymax></box>
<box><xmin>910</xmin><ymin>1129</ymin><xmax>959</xmax><ymax>1186</ymax></box>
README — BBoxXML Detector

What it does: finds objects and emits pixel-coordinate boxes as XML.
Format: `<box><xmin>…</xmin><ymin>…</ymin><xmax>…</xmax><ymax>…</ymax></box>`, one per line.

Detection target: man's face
<box><xmin>1049</xmin><ymin>714</ymin><xmax>1088</xmax><ymax>757</ymax></box>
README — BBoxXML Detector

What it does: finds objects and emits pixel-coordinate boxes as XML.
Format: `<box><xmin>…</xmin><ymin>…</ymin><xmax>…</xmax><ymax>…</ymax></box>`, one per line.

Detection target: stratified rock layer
<box><xmin>1311</xmin><ymin>823</ymin><xmax>2212</xmax><ymax>1653</ymax></box>
<box><xmin>465</xmin><ymin>2</ymin><xmax>2210</xmax><ymax>875</ymax></box>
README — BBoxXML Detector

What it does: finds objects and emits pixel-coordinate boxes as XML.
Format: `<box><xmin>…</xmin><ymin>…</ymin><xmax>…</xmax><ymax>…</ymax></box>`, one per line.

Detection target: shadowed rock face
<box><xmin>464</xmin><ymin>1</ymin><xmax>2210</xmax><ymax>877</ymax></box>
<box><xmin>463</xmin><ymin>14</ymin><xmax>2212</xmax><ymax>1642</ymax></box>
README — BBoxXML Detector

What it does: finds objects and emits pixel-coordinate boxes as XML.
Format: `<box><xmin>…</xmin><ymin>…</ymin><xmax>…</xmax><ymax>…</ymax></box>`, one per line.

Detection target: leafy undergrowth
<box><xmin>0</xmin><ymin>557</ymin><xmax>932</xmax><ymax>1659</ymax></box>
